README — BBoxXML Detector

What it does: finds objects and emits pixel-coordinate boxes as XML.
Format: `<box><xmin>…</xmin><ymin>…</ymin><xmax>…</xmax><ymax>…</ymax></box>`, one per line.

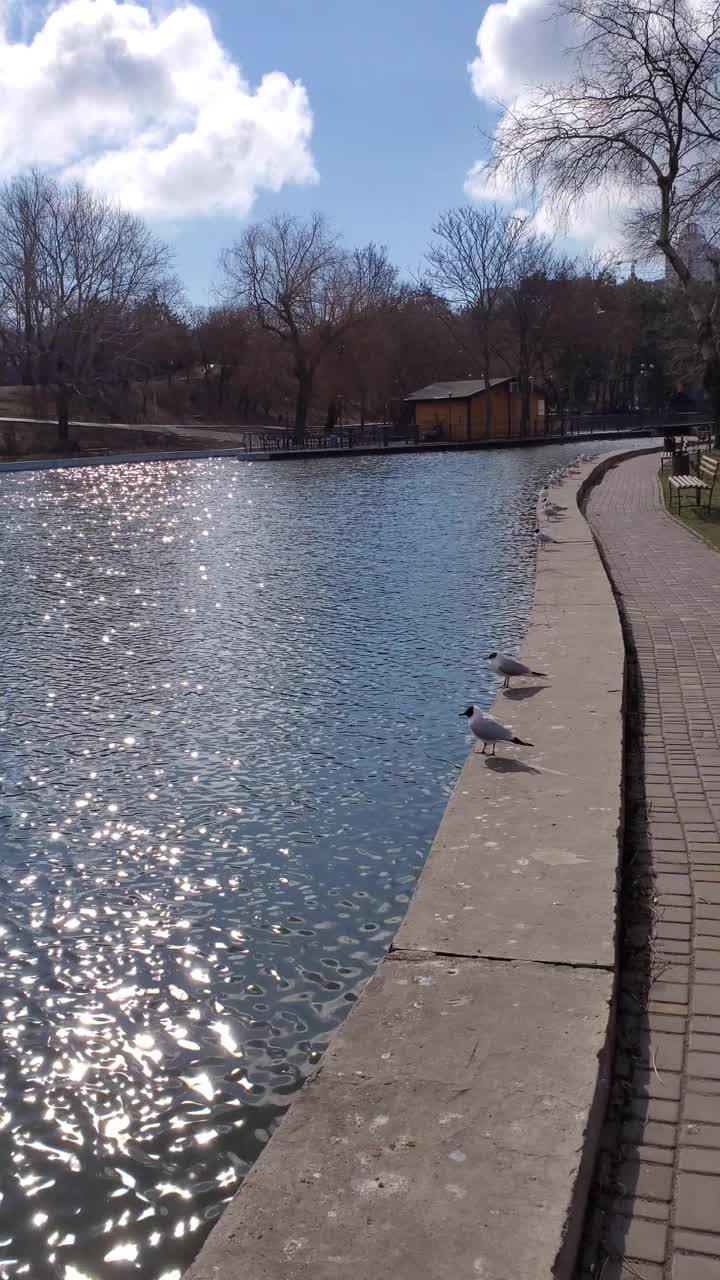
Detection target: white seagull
<box><xmin>485</xmin><ymin>651</ymin><xmax>547</xmax><ymax>688</ymax></box>
<box><xmin>535</xmin><ymin>527</ymin><xmax>558</xmax><ymax>550</ymax></box>
<box><xmin>460</xmin><ymin>705</ymin><xmax>533</xmax><ymax>755</ymax></box>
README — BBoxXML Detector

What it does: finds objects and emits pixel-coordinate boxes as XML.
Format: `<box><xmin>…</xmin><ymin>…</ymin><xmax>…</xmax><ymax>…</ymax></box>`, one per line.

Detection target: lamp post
<box><xmin>448</xmin><ymin>391</ymin><xmax>453</xmax><ymax>441</ymax></box>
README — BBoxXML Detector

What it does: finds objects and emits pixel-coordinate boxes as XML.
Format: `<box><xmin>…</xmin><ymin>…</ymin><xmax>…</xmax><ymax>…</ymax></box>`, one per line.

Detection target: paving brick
<box><xmin>631</xmin><ymin>1096</ymin><xmax>681</xmax><ymax>1124</ymax></box>
<box><xmin>649</xmin><ymin>1000</ymin><xmax>690</xmax><ymax>1017</ymax></box>
<box><xmin>634</xmin><ymin>1069</ymin><xmax>683</xmax><ymax>1101</ymax></box>
<box><xmin>692</xmin><ymin>1016</ymin><xmax>720</xmax><ymax>1035</ymax></box>
<box><xmin>623</xmin><ymin>1144</ymin><xmax>675</xmax><ymax>1166</ymax></box>
<box><xmin>646</xmin><ymin>1032</ymin><xmax>686</xmax><ymax>1072</ymax></box>
<box><xmin>673</xmin><ymin>1253</ymin><xmax>720</xmax><ymax>1278</ymax></box>
<box><xmin>654</xmin><ymin>964</ymin><xmax>691</xmax><ymax>984</ymax></box>
<box><xmin>697</xmin><ymin>904</ymin><xmax>720</xmax><ymax>920</ymax></box>
<box><xmin>656</xmin><ymin>875</ymin><xmax>692</xmax><ymax>895</ymax></box>
<box><xmin>675</xmin><ymin>1171</ymin><xmax>720</xmax><ymax>1231</ymax></box>
<box><xmin>617</xmin><ymin>1159</ymin><xmax>673</xmax><ymax>1202</ymax></box>
<box><xmin>613</xmin><ymin>1195</ymin><xmax>673</xmax><ymax>1222</ymax></box>
<box><xmin>685</xmin><ymin>1078</ymin><xmax>720</xmax><ymax>1095</ymax></box>
<box><xmin>674</xmin><ymin>1229</ymin><xmax>720</xmax><ymax>1256</ymax></box>
<box><xmin>645</xmin><ymin>1013</ymin><xmax>687</xmax><ymax>1034</ymax></box>
<box><xmin>679</xmin><ymin>1147</ymin><xmax>720</xmax><ymax>1175</ymax></box>
<box><xmin>657</xmin><ymin>923</ymin><xmax>693</xmax><ymax>940</ymax></box>
<box><xmin>607</xmin><ymin>1213</ymin><xmax>668</xmax><ymax>1263</ymax></box>
<box><xmin>650</xmin><ymin>981</ymin><xmax>690</xmax><ymax>1004</ymax></box>
<box><xmin>690</xmin><ymin>1034</ymin><xmax>720</xmax><ymax>1054</ymax></box>
<box><xmin>682</xmin><ymin>1119</ymin><xmax>720</xmax><ymax>1145</ymax></box>
<box><xmin>602</xmin><ymin>1261</ymin><xmax>663</xmax><ymax>1280</ymax></box>
<box><xmin>586</xmin><ymin>456</ymin><xmax>720</xmax><ymax>1278</ymax></box>
<box><xmin>657</xmin><ymin>940</ymin><xmax>692</xmax><ymax>956</ymax></box>
<box><xmin>695</xmin><ymin>971</ymin><xmax>720</xmax><ymax>985</ymax></box>
<box><xmin>694</xmin><ymin>988</ymin><xmax>720</xmax><ymax>1016</ymax></box>
<box><xmin>622</xmin><ymin>1120</ymin><xmax>677</xmax><ymax>1147</ymax></box>
<box><xmin>689</xmin><ymin>1052</ymin><xmax>720</xmax><ymax>1080</ymax></box>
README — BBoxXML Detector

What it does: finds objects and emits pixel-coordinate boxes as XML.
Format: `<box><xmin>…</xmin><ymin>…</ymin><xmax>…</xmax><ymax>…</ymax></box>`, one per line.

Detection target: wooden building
<box><xmin>405</xmin><ymin>378</ymin><xmax>546</xmax><ymax>441</ymax></box>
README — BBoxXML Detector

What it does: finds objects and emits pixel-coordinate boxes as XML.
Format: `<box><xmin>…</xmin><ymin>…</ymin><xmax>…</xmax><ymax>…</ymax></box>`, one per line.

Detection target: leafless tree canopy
<box><xmin>482</xmin><ymin>0</ymin><xmax>720</xmax><ymax>430</ymax></box>
<box><xmin>424</xmin><ymin>205</ymin><xmax>542</xmax><ymax>427</ymax></box>
<box><xmin>0</xmin><ymin>170</ymin><xmax>175</xmax><ymax>437</ymax></box>
<box><xmin>220</xmin><ymin>213</ymin><xmax>397</xmax><ymax>441</ymax></box>
<box><xmin>425</xmin><ymin>206</ymin><xmax>529</xmax><ymax>310</ymax></box>
<box><xmin>485</xmin><ymin>0</ymin><xmax>720</xmax><ymax>261</ymax></box>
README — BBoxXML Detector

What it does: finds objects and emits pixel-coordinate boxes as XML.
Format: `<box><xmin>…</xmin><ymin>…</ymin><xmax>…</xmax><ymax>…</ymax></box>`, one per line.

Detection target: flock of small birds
<box><xmin>463</xmin><ymin>454</ymin><xmax>591</xmax><ymax>756</ymax></box>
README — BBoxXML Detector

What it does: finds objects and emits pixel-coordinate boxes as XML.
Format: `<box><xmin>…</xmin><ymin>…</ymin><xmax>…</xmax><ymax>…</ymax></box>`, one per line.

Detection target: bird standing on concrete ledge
<box><xmin>486</xmin><ymin>652</ymin><xmax>547</xmax><ymax>689</ymax></box>
<box><xmin>535</xmin><ymin>528</ymin><xmax>558</xmax><ymax>550</ymax></box>
<box><xmin>460</xmin><ymin>706</ymin><xmax>533</xmax><ymax>755</ymax></box>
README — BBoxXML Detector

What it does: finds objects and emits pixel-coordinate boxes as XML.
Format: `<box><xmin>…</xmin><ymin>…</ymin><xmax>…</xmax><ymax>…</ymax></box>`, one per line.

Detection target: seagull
<box><xmin>485</xmin><ymin>651</ymin><xmax>547</xmax><ymax>688</ymax></box>
<box><xmin>460</xmin><ymin>706</ymin><xmax>533</xmax><ymax>755</ymax></box>
<box><xmin>542</xmin><ymin>500</ymin><xmax>566</xmax><ymax>518</ymax></box>
<box><xmin>535</xmin><ymin>528</ymin><xmax>558</xmax><ymax>550</ymax></box>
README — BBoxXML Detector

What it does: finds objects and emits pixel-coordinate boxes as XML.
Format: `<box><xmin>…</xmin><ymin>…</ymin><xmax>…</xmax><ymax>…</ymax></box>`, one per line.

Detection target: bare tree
<box><xmin>424</xmin><ymin>205</ymin><xmax>531</xmax><ymax>432</ymax></box>
<box><xmin>483</xmin><ymin>0</ymin><xmax>720</xmax><ymax>437</ymax></box>
<box><xmin>0</xmin><ymin>171</ymin><xmax>176</xmax><ymax>442</ymax></box>
<box><xmin>220</xmin><ymin>213</ymin><xmax>397</xmax><ymax>444</ymax></box>
<box><xmin>492</xmin><ymin>237</ymin><xmax>570</xmax><ymax>429</ymax></box>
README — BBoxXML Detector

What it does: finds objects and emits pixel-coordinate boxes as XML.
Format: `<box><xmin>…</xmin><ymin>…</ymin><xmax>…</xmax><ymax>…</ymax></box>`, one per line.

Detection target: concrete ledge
<box><xmin>186</xmin><ymin>958</ymin><xmax>610</xmax><ymax>1280</ymax></box>
<box><xmin>184</xmin><ymin>448</ymin><xmax>651</xmax><ymax>1280</ymax></box>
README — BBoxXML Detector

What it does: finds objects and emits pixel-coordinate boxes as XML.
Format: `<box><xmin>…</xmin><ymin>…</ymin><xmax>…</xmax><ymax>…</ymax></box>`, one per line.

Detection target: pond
<box><xmin>0</xmin><ymin>441</ymin><xmax>648</xmax><ymax>1279</ymax></box>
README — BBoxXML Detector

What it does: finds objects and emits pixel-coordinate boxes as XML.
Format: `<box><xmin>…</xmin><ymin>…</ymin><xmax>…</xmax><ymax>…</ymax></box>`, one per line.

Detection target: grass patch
<box><xmin>661</xmin><ymin>451</ymin><xmax>720</xmax><ymax>549</ymax></box>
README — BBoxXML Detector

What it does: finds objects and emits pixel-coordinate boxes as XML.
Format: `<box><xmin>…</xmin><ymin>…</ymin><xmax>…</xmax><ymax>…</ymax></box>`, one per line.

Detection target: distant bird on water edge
<box><xmin>460</xmin><ymin>706</ymin><xmax>533</xmax><ymax>756</ymax></box>
<box><xmin>486</xmin><ymin>651</ymin><xmax>547</xmax><ymax>688</ymax></box>
<box><xmin>535</xmin><ymin>528</ymin><xmax>558</xmax><ymax>550</ymax></box>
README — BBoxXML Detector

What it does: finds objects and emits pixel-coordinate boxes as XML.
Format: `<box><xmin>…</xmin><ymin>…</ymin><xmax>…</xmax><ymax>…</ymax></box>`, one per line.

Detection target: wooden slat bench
<box><xmin>669</xmin><ymin>454</ymin><xmax>719</xmax><ymax>512</ymax></box>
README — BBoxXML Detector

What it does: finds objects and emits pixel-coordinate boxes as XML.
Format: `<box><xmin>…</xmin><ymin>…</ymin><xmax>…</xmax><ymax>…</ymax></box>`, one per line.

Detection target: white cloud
<box><xmin>464</xmin><ymin>159</ymin><xmax>633</xmax><ymax>254</ymax></box>
<box><xmin>467</xmin><ymin>0</ymin><xmax>633</xmax><ymax>254</ymax></box>
<box><xmin>0</xmin><ymin>0</ymin><xmax>317</xmax><ymax>217</ymax></box>
<box><xmin>470</xmin><ymin>0</ymin><xmax>578</xmax><ymax>105</ymax></box>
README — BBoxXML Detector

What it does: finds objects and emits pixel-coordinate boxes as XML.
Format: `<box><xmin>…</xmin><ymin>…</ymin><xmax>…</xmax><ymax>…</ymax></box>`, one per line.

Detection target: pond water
<box><xmin>0</xmin><ymin>441</ymin><xmax>650</xmax><ymax>1280</ymax></box>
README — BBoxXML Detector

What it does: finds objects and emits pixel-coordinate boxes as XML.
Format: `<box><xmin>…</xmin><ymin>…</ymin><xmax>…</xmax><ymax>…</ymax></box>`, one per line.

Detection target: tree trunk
<box><xmin>294</xmin><ymin>371</ymin><xmax>312</xmax><ymax>445</ymax></box>
<box><xmin>359</xmin><ymin>388</ymin><xmax>367</xmax><ymax>428</ymax></box>
<box><xmin>703</xmin><ymin>353</ymin><xmax>720</xmax><ymax>449</ymax></box>
<box><xmin>483</xmin><ymin>337</ymin><xmax>492</xmax><ymax>434</ymax></box>
<box><xmin>56</xmin><ymin>383</ymin><xmax>71</xmax><ymax>447</ymax></box>
<box><xmin>520</xmin><ymin>372</ymin><xmax>530</xmax><ymax>433</ymax></box>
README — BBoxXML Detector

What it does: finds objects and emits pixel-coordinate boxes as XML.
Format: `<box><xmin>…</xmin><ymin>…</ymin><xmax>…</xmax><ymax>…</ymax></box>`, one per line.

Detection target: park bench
<box><xmin>669</xmin><ymin>453</ymin><xmax>719</xmax><ymax>512</ymax></box>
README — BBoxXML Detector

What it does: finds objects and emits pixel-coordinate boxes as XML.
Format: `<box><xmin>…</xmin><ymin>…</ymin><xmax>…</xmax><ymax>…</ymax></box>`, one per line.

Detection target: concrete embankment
<box><xmin>184</xmin><ymin>450</ymin><xmax>651</xmax><ymax>1280</ymax></box>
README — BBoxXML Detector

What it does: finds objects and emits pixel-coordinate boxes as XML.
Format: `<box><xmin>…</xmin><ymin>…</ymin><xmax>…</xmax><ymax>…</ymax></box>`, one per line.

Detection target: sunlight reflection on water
<box><xmin>0</xmin><ymin>441</ymin><xmax>649</xmax><ymax>1278</ymax></box>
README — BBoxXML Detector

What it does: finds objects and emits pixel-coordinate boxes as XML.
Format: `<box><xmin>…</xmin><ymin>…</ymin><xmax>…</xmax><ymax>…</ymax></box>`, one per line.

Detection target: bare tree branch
<box><xmin>220</xmin><ymin>214</ymin><xmax>397</xmax><ymax>442</ymax></box>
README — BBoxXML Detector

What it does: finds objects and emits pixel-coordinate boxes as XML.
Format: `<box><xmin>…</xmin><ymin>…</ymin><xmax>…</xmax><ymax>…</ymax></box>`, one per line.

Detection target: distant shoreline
<box><xmin>0</xmin><ymin>427</ymin><xmax>668</xmax><ymax>474</ymax></box>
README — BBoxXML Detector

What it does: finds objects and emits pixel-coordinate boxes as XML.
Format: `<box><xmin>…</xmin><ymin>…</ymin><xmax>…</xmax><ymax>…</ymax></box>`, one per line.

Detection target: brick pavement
<box><xmin>583</xmin><ymin>452</ymin><xmax>720</xmax><ymax>1280</ymax></box>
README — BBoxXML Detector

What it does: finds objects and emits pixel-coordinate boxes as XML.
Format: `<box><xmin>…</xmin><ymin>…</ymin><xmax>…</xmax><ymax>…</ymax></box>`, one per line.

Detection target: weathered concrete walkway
<box><xmin>584</xmin><ymin>453</ymin><xmax>720</xmax><ymax>1279</ymax></box>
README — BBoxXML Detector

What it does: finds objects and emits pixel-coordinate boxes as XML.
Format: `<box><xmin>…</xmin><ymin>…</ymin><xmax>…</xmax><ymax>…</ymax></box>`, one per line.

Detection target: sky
<box><xmin>0</xmin><ymin>0</ymin><xmax>625</xmax><ymax>303</ymax></box>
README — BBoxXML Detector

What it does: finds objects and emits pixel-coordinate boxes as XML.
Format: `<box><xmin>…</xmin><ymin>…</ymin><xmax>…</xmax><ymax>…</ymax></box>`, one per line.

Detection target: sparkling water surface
<box><xmin>0</xmin><ymin>441</ymin><xmax>650</xmax><ymax>1279</ymax></box>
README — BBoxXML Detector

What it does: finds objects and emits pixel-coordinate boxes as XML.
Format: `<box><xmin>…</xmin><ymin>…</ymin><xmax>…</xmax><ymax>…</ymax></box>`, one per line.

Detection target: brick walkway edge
<box><xmin>581</xmin><ymin>452</ymin><xmax>720</xmax><ymax>1280</ymax></box>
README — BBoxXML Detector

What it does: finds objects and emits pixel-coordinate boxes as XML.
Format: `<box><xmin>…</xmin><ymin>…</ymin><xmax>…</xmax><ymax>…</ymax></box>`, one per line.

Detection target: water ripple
<box><xmin>0</xmin><ymin>442</ymin><xmax>646</xmax><ymax>1278</ymax></box>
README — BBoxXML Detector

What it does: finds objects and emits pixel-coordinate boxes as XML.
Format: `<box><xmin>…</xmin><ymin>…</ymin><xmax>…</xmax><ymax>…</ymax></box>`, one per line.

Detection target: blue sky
<box><xmin>155</xmin><ymin>0</ymin><xmax>496</xmax><ymax>301</ymax></box>
<box><xmin>5</xmin><ymin>1</ymin><xmax>622</xmax><ymax>303</ymax></box>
